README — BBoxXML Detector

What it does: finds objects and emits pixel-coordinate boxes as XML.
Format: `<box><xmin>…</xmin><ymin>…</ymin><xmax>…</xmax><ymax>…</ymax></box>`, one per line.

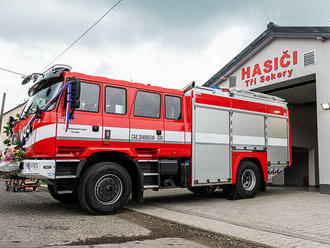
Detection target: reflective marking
<box><xmin>165</xmin><ymin>131</ymin><xmax>185</xmax><ymax>143</ymax></box>
<box><xmin>21</xmin><ymin>124</ymin><xmax>190</xmax><ymax>145</ymax></box>
<box><xmin>104</xmin><ymin>126</ymin><xmax>129</xmax><ymax>141</ymax></box>
<box><xmin>130</xmin><ymin>128</ymin><xmax>164</xmax><ymax>143</ymax></box>
<box><xmin>185</xmin><ymin>132</ymin><xmax>192</xmax><ymax>144</ymax></box>
<box><xmin>57</xmin><ymin>137</ymin><xmax>102</xmax><ymax>141</ymax></box>
<box><xmin>233</xmin><ymin>135</ymin><xmax>265</xmax><ymax>146</ymax></box>
<box><xmin>196</xmin><ymin>132</ymin><xmax>229</xmax><ymax>144</ymax></box>
<box><xmin>57</xmin><ymin>124</ymin><xmax>102</xmax><ymax>140</ymax></box>
<box><xmin>268</xmin><ymin>138</ymin><xmax>288</xmax><ymax>147</ymax></box>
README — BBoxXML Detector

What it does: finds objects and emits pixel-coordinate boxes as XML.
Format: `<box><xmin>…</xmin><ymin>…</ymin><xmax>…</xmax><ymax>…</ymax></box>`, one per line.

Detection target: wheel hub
<box><xmin>241</xmin><ymin>169</ymin><xmax>256</xmax><ymax>191</ymax></box>
<box><xmin>95</xmin><ymin>174</ymin><xmax>123</xmax><ymax>205</ymax></box>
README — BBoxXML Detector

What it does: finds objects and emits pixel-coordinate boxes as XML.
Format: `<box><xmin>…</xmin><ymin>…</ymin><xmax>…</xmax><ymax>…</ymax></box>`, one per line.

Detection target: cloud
<box><xmin>1</xmin><ymin>0</ymin><xmax>330</xmax><ymax>111</ymax></box>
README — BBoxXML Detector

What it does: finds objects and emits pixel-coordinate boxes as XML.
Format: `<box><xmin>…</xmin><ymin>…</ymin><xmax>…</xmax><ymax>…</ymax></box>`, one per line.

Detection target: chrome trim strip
<box><xmin>138</xmin><ymin>160</ymin><xmax>158</xmax><ymax>162</ymax></box>
<box><xmin>56</xmin><ymin>160</ymin><xmax>80</xmax><ymax>163</ymax></box>
<box><xmin>55</xmin><ymin>175</ymin><xmax>77</xmax><ymax>179</ymax></box>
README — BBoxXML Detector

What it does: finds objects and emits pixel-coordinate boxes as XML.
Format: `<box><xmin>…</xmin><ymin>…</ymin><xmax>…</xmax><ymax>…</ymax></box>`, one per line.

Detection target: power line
<box><xmin>0</xmin><ymin>67</ymin><xmax>26</xmax><ymax>77</ymax></box>
<box><xmin>41</xmin><ymin>0</ymin><xmax>124</xmax><ymax>72</ymax></box>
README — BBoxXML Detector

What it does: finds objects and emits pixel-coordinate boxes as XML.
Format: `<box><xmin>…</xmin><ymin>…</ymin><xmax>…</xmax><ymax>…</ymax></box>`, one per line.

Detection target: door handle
<box><xmin>92</xmin><ymin>126</ymin><xmax>99</xmax><ymax>132</ymax></box>
<box><xmin>156</xmin><ymin>130</ymin><xmax>162</xmax><ymax>135</ymax></box>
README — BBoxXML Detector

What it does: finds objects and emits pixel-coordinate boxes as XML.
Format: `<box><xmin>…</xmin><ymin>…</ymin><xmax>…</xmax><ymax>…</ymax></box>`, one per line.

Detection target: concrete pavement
<box><xmin>128</xmin><ymin>187</ymin><xmax>330</xmax><ymax>248</ymax></box>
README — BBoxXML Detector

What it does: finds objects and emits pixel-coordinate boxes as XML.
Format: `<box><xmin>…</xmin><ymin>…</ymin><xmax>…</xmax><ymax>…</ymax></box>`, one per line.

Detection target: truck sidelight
<box><xmin>1</xmin><ymin>65</ymin><xmax>292</xmax><ymax>215</ymax></box>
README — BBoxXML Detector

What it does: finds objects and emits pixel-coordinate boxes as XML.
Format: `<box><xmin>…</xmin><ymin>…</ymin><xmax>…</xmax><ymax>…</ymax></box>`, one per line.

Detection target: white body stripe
<box><xmin>19</xmin><ymin>123</ymin><xmax>288</xmax><ymax>152</ymax></box>
<box><xmin>23</xmin><ymin>131</ymin><xmax>36</xmax><ymax>148</ymax></box>
<box><xmin>23</xmin><ymin>124</ymin><xmax>56</xmax><ymax>148</ymax></box>
<box><xmin>165</xmin><ymin>131</ymin><xmax>185</xmax><ymax>143</ymax></box>
<box><xmin>196</xmin><ymin>132</ymin><xmax>229</xmax><ymax>144</ymax></box>
<box><xmin>185</xmin><ymin>132</ymin><xmax>191</xmax><ymax>144</ymax></box>
<box><xmin>104</xmin><ymin>126</ymin><xmax>129</xmax><ymax>141</ymax></box>
<box><xmin>57</xmin><ymin>124</ymin><xmax>102</xmax><ymax>140</ymax></box>
<box><xmin>35</xmin><ymin>124</ymin><xmax>56</xmax><ymax>143</ymax></box>
<box><xmin>130</xmin><ymin>128</ymin><xmax>163</xmax><ymax>143</ymax></box>
<box><xmin>268</xmin><ymin>138</ymin><xmax>288</xmax><ymax>147</ymax></box>
<box><xmin>23</xmin><ymin>124</ymin><xmax>191</xmax><ymax>145</ymax></box>
<box><xmin>233</xmin><ymin>135</ymin><xmax>265</xmax><ymax>146</ymax></box>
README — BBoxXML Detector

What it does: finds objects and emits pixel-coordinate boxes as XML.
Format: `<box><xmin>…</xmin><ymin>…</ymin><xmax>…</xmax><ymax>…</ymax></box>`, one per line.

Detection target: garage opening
<box><xmin>255</xmin><ymin>75</ymin><xmax>319</xmax><ymax>187</ymax></box>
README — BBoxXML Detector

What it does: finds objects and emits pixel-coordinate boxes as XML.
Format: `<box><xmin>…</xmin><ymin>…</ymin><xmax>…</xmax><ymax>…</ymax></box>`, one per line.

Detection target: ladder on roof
<box><xmin>182</xmin><ymin>81</ymin><xmax>286</xmax><ymax>104</ymax></box>
<box><xmin>229</xmin><ymin>88</ymin><xmax>286</xmax><ymax>102</ymax></box>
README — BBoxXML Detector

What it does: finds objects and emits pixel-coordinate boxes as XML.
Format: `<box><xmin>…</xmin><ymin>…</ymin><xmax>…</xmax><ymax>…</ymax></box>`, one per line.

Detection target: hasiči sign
<box><xmin>241</xmin><ymin>50</ymin><xmax>298</xmax><ymax>87</ymax></box>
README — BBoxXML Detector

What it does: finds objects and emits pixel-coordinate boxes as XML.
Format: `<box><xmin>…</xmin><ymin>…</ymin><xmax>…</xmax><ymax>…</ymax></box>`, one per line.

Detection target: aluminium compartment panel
<box><xmin>267</xmin><ymin>116</ymin><xmax>289</xmax><ymax>165</ymax></box>
<box><xmin>232</xmin><ymin>112</ymin><xmax>265</xmax><ymax>150</ymax></box>
<box><xmin>192</xmin><ymin>105</ymin><xmax>230</xmax><ymax>185</ymax></box>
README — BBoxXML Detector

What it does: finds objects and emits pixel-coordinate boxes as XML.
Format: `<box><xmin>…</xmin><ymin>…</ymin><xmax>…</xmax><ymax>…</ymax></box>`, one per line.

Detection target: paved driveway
<box><xmin>0</xmin><ymin>182</ymin><xmax>263</xmax><ymax>248</ymax></box>
<box><xmin>128</xmin><ymin>187</ymin><xmax>330</xmax><ymax>248</ymax></box>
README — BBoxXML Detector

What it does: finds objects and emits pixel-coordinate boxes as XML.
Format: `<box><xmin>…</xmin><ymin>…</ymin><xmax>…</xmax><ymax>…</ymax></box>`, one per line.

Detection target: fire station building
<box><xmin>204</xmin><ymin>23</ymin><xmax>330</xmax><ymax>194</ymax></box>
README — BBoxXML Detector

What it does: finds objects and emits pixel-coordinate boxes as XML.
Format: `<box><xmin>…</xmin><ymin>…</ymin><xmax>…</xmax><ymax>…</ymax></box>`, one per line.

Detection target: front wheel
<box><xmin>77</xmin><ymin>162</ymin><xmax>131</xmax><ymax>215</ymax></box>
<box><xmin>235</xmin><ymin>160</ymin><xmax>261</xmax><ymax>199</ymax></box>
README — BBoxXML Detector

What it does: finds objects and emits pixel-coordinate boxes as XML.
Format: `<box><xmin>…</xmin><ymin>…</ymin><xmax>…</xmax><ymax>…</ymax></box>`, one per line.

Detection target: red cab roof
<box><xmin>64</xmin><ymin>71</ymin><xmax>183</xmax><ymax>95</ymax></box>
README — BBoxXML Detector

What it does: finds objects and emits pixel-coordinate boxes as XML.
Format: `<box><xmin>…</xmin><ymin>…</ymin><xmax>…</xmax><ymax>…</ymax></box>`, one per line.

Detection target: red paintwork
<box><xmin>288</xmin><ymin>108</ymin><xmax>293</xmax><ymax>166</ymax></box>
<box><xmin>12</xmin><ymin>70</ymin><xmax>291</xmax><ymax>185</ymax></box>
<box><xmin>231</xmin><ymin>151</ymin><xmax>268</xmax><ymax>183</ymax></box>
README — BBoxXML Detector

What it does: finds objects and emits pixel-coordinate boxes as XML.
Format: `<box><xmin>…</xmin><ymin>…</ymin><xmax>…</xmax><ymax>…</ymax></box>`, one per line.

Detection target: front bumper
<box><xmin>18</xmin><ymin>160</ymin><xmax>56</xmax><ymax>179</ymax></box>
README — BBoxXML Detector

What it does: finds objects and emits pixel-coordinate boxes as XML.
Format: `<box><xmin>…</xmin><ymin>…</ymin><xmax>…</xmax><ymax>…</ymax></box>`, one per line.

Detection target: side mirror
<box><xmin>70</xmin><ymin>79</ymin><xmax>81</xmax><ymax>109</ymax></box>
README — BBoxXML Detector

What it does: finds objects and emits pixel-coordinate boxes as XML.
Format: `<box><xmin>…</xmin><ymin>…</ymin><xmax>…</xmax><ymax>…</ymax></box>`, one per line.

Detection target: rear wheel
<box><xmin>48</xmin><ymin>184</ymin><xmax>77</xmax><ymax>204</ymax></box>
<box><xmin>235</xmin><ymin>160</ymin><xmax>261</xmax><ymax>199</ymax></box>
<box><xmin>77</xmin><ymin>162</ymin><xmax>131</xmax><ymax>215</ymax></box>
<box><xmin>188</xmin><ymin>186</ymin><xmax>214</xmax><ymax>196</ymax></box>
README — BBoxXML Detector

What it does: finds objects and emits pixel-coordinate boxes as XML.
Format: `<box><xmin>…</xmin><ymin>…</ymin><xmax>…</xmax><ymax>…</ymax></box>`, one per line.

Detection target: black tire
<box><xmin>77</xmin><ymin>162</ymin><xmax>131</xmax><ymax>215</ymax></box>
<box><xmin>234</xmin><ymin>160</ymin><xmax>261</xmax><ymax>199</ymax></box>
<box><xmin>48</xmin><ymin>184</ymin><xmax>77</xmax><ymax>204</ymax></box>
<box><xmin>187</xmin><ymin>186</ymin><xmax>214</xmax><ymax>196</ymax></box>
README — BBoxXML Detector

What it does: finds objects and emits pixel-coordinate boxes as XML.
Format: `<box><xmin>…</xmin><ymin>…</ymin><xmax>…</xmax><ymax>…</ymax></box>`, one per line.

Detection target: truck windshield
<box><xmin>24</xmin><ymin>81</ymin><xmax>63</xmax><ymax>116</ymax></box>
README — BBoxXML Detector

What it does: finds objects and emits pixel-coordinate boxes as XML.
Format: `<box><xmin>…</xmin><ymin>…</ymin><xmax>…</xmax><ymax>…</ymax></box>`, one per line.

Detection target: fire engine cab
<box><xmin>5</xmin><ymin>65</ymin><xmax>291</xmax><ymax>214</ymax></box>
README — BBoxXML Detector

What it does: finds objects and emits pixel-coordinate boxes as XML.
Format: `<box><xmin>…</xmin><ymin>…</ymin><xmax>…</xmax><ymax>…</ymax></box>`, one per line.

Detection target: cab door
<box><xmin>163</xmin><ymin>94</ymin><xmax>186</xmax><ymax>157</ymax></box>
<box><xmin>129</xmin><ymin>90</ymin><xmax>164</xmax><ymax>159</ymax></box>
<box><xmin>102</xmin><ymin>85</ymin><xmax>130</xmax><ymax>148</ymax></box>
<box><xmin>56</xmin><ymin>80</ymin><xmax>103</xmax><ymax>157</ymax></box>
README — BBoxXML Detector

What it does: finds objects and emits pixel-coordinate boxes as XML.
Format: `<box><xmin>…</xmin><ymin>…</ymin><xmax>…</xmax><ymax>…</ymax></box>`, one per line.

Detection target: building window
<box><xmin>105</xmin><ymin>86</ymin><xmax>126</xmax><ymax>114</ymax></box>
<box><xmin>134</xmin><ymin>91</ymin><xmax>161</xmax><ymax>118</ymax></box>
<box><xmin>77</xmin><ymin>82</ymin><xmax>100</xmax><ymax>112</ymax></box>
<box><xmin>303</xmin><ymin>51</ymin><xmax>315</xmax><ymax>67</ymax></box>
<box><xmin>229</xmin><ymin>76</ymin><xmax>236</xmax><ymax>88</ymax></box>
<box><xmin>165</xmin><ymin>95</ymin><xmax>182</xmax><ymax>120</ymax></box>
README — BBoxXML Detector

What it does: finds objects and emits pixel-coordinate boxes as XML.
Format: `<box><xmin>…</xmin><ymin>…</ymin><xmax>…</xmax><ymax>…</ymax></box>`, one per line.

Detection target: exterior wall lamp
<box><xmin>321</xmin><ymin>103</ymin><xmax>330</xmax><ymax>110</ymax></box>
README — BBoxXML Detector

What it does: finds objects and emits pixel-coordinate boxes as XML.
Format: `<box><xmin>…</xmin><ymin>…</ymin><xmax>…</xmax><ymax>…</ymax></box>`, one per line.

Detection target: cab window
<box><xmin>134</xmin><ymin>91</ymin><xmax>161</xmax><ymax>118</ymax></box>
<box><xmin>77</xmin><ymin>82</ymin><xmax>100</xmax><ymax>112</ymax></box>
<box><xmin>105</xmin><ymin>86</ymin><xmax>126</xmax><ymax>114</ymax></box>
<box><xmin>165</xmin><ymin>95</ymin><xmax>182</xmax><ymax>120</ymax></box>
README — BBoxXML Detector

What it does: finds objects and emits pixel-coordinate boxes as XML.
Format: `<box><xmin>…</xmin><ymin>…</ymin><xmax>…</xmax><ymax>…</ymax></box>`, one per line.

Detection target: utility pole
<box><xmin>0</xmin><ymin>92</ymin><xmax>6</xmax><ymax>133</ymax></box>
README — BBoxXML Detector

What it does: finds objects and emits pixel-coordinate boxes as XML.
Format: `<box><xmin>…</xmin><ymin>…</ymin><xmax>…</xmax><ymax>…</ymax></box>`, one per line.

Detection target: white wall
<box><xmin>218</xmin><ymin>37</ymin><xmax>330</xmax><ymax>188</ymax></box>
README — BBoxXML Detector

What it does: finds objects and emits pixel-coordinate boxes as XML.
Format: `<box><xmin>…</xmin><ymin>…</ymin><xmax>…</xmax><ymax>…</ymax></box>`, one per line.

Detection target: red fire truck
<box><xmin>4</xmin><ymin>65</ymin><xmax>291</xmax><ymax>214</ymax></box>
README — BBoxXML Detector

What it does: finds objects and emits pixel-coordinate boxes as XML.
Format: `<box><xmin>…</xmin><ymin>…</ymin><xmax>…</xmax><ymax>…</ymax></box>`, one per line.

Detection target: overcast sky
<box><xmin>0</xmin><ymin>0</ymin><xmax>330</xmax><ymax>111</ymax></box>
